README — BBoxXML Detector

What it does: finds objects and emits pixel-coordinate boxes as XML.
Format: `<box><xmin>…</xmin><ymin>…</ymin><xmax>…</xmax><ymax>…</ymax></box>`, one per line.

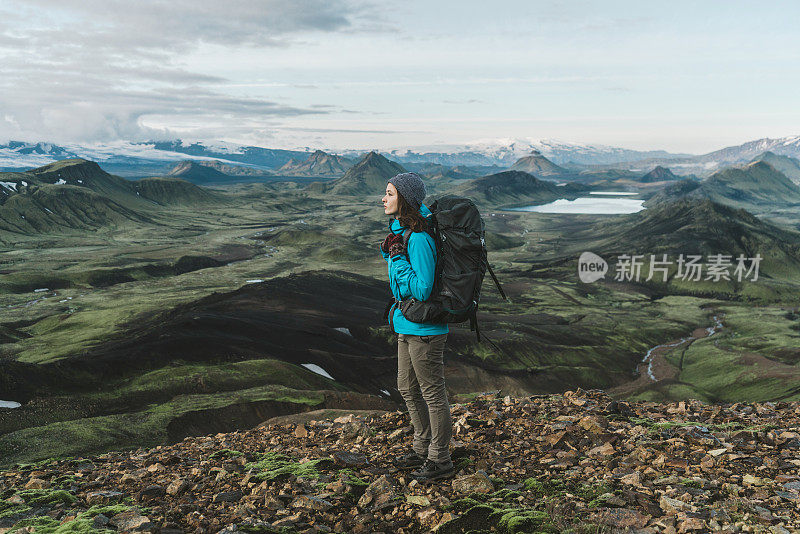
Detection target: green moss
<box><xmin>18</xmin><ymin>488</ymin><xmax>78</xmax><ymax>506</ymax></box>
<box><xmin>210</xmin><ymin>448</ymin><xmax>243</xmax><ymax>459</ymax></box>
<box><xmin>11</xmin><ymin>514</ymin><xmax>116</xmax><ymax>533</ymax></box>
<box><xmin>246</xmin><ymin>452</ymin><xmax>333</xmax><ymax>482</ymax></box>
<box><xmin>336</xmin><ymin>469</ymin><xmax>368</xmax><ymax>487</ymax></box>
<box><xmin>0</xmin><ymin>502</ymin><xmax>31</xmax><ymax>519</ymax></box>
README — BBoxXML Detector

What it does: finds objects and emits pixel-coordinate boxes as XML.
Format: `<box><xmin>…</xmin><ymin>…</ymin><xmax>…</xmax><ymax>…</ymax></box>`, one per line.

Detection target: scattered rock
<box><xmin>358</xmin><ymin>475</ymin><xmax>399</xmax><ymax>511</ymax></box>
<box><xmin>452</xmin><ymin>471</ymin><xmax>494</xmax><ymax>494</ymax></box>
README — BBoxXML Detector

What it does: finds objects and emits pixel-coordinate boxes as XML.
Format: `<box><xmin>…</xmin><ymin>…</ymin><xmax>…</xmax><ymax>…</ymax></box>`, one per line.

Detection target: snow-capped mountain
<box><xmin>3</xmin><ymin>136</ymin><xmax>800</xmax><ymax>177</ymax></box>
<box><xmin>0</xmin><ymin>140</ymin><xmax>306</xmax><ymax>175</ymax></box>
<box><xmin>371</xmin><ymin>138</ymin><xmax>691</xmax><ymax>167</ymax></box>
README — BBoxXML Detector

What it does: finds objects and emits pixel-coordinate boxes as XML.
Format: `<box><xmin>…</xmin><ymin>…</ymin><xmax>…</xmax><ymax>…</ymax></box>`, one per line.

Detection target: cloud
<box><xmin>0</xmin><ymin>0</ymin><xmax>380</xmax><ymax>143</ymax></box>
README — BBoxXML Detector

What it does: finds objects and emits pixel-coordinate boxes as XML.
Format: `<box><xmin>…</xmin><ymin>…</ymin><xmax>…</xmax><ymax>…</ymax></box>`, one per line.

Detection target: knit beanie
<box><xmin>388</xmin><ymin>172</ymin><xmax>426</xmax><ymax>210</ymax></box>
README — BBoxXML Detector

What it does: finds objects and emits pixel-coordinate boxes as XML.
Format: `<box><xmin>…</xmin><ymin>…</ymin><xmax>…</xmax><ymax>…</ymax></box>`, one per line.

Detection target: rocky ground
<box><xmin>1</xmin><ymin>389</ymin><xmax>800</xmax><ymax>533</ymax></box>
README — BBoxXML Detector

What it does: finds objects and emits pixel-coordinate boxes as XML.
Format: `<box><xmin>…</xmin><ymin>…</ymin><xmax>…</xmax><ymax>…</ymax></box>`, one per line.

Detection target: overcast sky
<box><xmin>1</xmin><ymin>0</ymin><xmax>799</xmax><ymax>154</ymax></box>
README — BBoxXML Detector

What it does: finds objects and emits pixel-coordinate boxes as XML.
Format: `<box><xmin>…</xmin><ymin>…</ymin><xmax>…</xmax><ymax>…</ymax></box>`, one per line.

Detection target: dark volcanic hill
<box><xmin>315</xmin><ymin>152</ymin><xmax>406</xmax><ymax>196</ymax></box>
<box><xmin>639</xmin><ymin>165</ymin><xmax>680</xmax><ymax>183</ymax></box>
<box><xmin>454</xmin><ymin>170</ymin><xmax>563</xmax><ymax>205</ymax></box>
<box><xmin>508</xmin><ymin>150</ymin><xmax>568</xmax><ymax>177</ymax></box>
<box><xmin>278</xmin><ymin>150</ymin><xmax>354</xmax><ymax>177</ymax></box>
<box><xmin>167</xmin><ymin>160</ymin><xmax>232</xmax><ymax>184</ymax></box>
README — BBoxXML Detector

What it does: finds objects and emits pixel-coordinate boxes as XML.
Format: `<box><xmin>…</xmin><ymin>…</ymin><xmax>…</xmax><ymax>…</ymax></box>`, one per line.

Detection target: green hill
<box><xmin>133</xmin><ymin>176</ymin><xmax>219</xmax><ymax>205</ymax></box>
<box><xmin>751</xmin><ymin>151</ymin><xmax>800</xmax><ymax>185</ymax></box>
<box><xmin>646</xmin><ymin>161</ymin><xmax>800</xmax><ymax>209</ymax></box>
<box><xmin>316</xmin><ymin>151</ymin><xmax>406</xmax><ymax>196</ymax></box>
<box><xmin>0</xmin><ymin>159</ymin><xmax>222</xmax><ymax>240</ymax></box>
<box><xmin>453</xmin><ymin>170</ymin><xmax>562</xmax><ymax>206</ymax></box>
<box><xmin>592</xmin><ymin>198</ymin><xmax>800</xmax><ymax>295</ymax></box>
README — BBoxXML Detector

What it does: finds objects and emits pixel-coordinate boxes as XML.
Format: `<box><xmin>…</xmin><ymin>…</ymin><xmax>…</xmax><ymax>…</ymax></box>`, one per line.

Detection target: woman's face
<box><xmin>383</xmin><ymin>182</ymin><xmax>399</xmax><ymax>216</ymax></box>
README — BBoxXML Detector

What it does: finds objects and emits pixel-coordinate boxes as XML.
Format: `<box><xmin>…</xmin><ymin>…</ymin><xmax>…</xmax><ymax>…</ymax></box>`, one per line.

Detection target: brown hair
<box><xmin>396</xmin><ymin>192</ymin><xmax>427</xmax><ymax>232</ymax></box>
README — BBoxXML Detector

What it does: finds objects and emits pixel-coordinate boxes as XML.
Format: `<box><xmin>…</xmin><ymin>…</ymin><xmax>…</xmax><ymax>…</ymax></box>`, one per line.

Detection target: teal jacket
<box><xmin>380</xmin><ymin>204</ymin><xmax>449</xmax><ymax>335</ymax></box>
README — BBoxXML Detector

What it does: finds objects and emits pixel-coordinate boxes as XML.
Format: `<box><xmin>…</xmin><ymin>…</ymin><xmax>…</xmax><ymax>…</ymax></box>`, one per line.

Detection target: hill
<box><xmin>133</xmin><ymin>176</ymin><xmax>219</xmax><ymax>205</ymax></box>
<box><xmin>639</xmin><ymin>166</ymin><xmax>680</xmax><ymax>183</ymax></box>
<box><xmin>453</xmin><ymin>170</ymin><xmax>563</xmax><ymax>206</ymax></box>
<box><xmin>508</xmin><ymin>150</ymin><xmax>568</xmax><ymax>177</ymax></box>
<box><xmin>166</xmin><ymin>160</ymin><xmax>232</xmax><ymax>184</ymax></box>
<box><xmin>751</xmin><ymin>151</ymin><xmax>800</xmax><ymax>185</ymax></box>
<box><xmin>591</xmin><ymin>198</ymin><xmax>800</xmax><ymax>293</ymax></box>
<box><xmin>315</xmin><ymin>152</ymin><xmax>406</xmax><ymax>196</ymax></box>
<box><xmin>1</xmin><ymin>389</ymin><xmax>797</xmax><ymax>533</ymax></box>
<box><xmin>645</xmin><ymin>161</ymin><xmax>800</xmax><ymax>209</ymax></box>
<box><xmin>278</xmin><ymin>150</ymin><xmax>354</xmax><ymax>177</ymax></box>
<box><xmin>190</xmin><ymin>160</ymin><xmax>271</xmax><ymax>177</ymax></box>
<box><xmin>0</xmin><ymin>159</ymin><xmax>223</xmax><ymax>239</ymax></box>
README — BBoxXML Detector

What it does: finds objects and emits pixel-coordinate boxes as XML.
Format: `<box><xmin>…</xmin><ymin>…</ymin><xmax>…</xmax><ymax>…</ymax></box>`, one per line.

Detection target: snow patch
<box><xmin>301</xmin><ymin>363</ymin><xmax>335</xmax><ymax>380</ymax></box>
<box><xmin>54</xmin><ymin>178</ymin><xmax>66</xmax><ymax>185</ymax></box>
<box><xmin>0</xmin><ymin>401</ymin><xmax>21</xmax><ymax>409</ymax></box>
<box><xmin>380</xmin><ymin>389</ymin><xmax>391</xmax><ymax>396</ymax></box>
<box><xmin>334</xmin><ymin>327</ymin><xmax>352</xmax><ymax>336</ymax></box>
<box><xmin>34</xmin><ymin>288</ymin><xmax>49</xmax><ymax>292</ymax></box>
<box><xmin>0</xmin><ymin>181</ymin><xmax>18</xmax><ymax>191</ymax></box>
<box><xmin>245</xmin><ymin>279</ymin><xmax>263</xmax><ymax>283</ymax></box>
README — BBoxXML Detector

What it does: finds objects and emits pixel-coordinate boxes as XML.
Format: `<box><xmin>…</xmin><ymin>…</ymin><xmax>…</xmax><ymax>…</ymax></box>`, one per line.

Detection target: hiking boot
<box><xmin>392</xmin><ymin>450</ymin><xmax>425</xmax><ymax>469</ymax></box>
<box><xmin>411</xmin><ymin>459</ymin><xmax>455</xmax><ymax>481</ymax></box>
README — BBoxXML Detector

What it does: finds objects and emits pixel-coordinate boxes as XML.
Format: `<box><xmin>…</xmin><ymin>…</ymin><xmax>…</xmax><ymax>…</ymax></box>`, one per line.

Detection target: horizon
<box><xmin>2</xmin><ymin>1</ymin><xmax>800</xmax><ymax>153</ymax></box>
<box><xmin>3</xmin><ymin>134</ymin><xmax>800</xmax><ymax>161</ymax></box>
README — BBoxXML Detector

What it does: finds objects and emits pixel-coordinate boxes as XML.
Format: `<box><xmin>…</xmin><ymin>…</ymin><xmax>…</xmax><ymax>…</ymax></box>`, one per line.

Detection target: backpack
<box><xmin>388</xmin><ymin>195</ymin><xmax>507</xmax><ymax>341</ymax></box>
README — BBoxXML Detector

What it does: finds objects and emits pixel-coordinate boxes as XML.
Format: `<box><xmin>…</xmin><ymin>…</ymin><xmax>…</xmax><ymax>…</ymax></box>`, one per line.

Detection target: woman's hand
<box><xmin>381</xmin><ymin>232</ymin><xmax>403</xmax><ymax>255</ymax></box>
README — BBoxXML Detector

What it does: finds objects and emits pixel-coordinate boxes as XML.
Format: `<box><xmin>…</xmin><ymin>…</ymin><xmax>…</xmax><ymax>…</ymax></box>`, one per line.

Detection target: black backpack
<box><xmin>386</xmin><ymin>195</ymin><xmax>506</xmax><ymax>341</ymax></box>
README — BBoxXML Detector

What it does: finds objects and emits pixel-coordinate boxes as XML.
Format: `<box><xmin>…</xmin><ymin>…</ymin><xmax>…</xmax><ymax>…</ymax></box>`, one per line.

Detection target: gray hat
<box><xmin>388</xmin><ymin>172</ymin><xmax>426</xmax><ymax>210</ymax></box>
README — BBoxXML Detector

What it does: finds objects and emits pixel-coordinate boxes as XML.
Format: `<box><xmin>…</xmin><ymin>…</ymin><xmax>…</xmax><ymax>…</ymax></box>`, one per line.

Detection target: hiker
<box><xmin>380</xmin><ymin>172</ymin><xmax>455</xmax><ymax>481</ymax></box>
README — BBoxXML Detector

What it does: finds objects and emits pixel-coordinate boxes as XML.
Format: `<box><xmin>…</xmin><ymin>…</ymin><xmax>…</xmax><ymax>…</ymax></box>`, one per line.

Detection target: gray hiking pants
<box><xmin>397</xmin><ymin>332</ymin><xmax>452</xmax><ymax>464</ymax></box>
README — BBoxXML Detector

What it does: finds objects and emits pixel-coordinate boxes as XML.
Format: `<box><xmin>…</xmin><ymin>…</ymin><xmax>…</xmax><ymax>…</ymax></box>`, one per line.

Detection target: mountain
<box><xmin>508</xmin><ymin>150</ymin><xmax>568</xmax><ymax>177</ymax></box>
<box><xmin>594</xmin><ymin>197</ymin><xmax>800</xmax><ymax>288</ymax></box>
<box><xmin>639</xmin><ymin>165</ymin><xmax>680</xmax><ymax>183</ymax></box>
<box><xmin>0</xmin><ymin>159</ymin><xmax>219</xmax><ymax>239</ymax></box>
<box><xmin>167</xmin><ymin>160</ymin><xmax>232</xmax><ymax>184</ymax></box>
<box><xmin>646</xmin><ymin>161</ymin><xmax>800</xmax><ymax>209</ymax></box>
<box><xmin>750</xmin><ymin>151</ymin><xmax>800</xmax><ymax>185</ymax></box>
<box><xmin>191</xmin><ymin>160</ymin><xmax>271</xmax><ymax>177</ymax></box>
<box><xmin>694</xmin><ymin>136</ymin><xmax>800</xmax><ymax>167</ymax></box>
<box><xmin>453</xmin><ymin>170</ymin><xmax>563</xmax><ymax>206</ymax></box>
<box><xmin>0</xmin><ymin>140</ymin><xmax>309</xmax><ymax>176</ymax></box>
<box><xmin>371</xmin><ymin>138</ymin><xmax>690</xmax><ymax>167</ymax></box>
<box><xmin>316</xmin><ymin>152</ymin><xmax>406</xmax><ymax>196</ymax></box>
<box><xmin>277</xmin><ymin>150</ymin><xmax>354</xmax><ymax>177</ymax></box>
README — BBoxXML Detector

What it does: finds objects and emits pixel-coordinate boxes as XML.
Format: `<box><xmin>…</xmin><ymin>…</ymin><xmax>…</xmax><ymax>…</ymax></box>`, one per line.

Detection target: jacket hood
<box><xmin>388</xmin><ymin>203</ymin><xmax>432</xmax><ymax>235</ymax></box>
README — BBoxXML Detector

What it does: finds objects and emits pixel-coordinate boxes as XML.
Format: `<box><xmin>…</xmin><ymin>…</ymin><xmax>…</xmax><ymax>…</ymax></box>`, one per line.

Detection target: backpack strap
<box><xmin>486</xmin><ymin>263</ymin><xmax>508</xmax><ymax>300</ymax></box>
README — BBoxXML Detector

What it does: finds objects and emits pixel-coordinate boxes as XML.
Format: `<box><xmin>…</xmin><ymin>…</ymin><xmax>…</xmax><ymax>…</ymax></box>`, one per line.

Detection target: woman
<box><xmin>380</xmin><ymin>172</ymin><xmax>454</xmax><ymax>481</ymax></box>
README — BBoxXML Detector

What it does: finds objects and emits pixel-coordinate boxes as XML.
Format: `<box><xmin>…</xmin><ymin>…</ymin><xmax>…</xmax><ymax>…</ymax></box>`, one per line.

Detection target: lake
<box><xmin>506</xmin><ymin>191</ymin><xmax>645</xmax><ymax>214</ymax></box>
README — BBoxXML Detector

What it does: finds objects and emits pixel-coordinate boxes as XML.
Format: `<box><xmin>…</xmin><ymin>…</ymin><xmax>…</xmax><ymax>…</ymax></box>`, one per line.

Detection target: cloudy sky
<box><xmin>1</xmin><ymin>0</ymin><xmax>799</xmax><ymax>154</ymax></box>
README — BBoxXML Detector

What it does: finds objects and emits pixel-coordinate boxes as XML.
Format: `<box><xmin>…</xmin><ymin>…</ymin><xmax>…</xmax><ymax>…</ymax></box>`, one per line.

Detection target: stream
<box><xmin>640</xmin><ymin>314</ymin><xmax>724</xmax><ymax>382</ymax></box>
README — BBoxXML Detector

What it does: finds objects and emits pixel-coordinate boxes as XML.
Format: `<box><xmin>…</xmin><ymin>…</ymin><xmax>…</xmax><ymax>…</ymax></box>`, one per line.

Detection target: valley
<box><xmin>1</xmin><ymin>150</ymin><xmax>800</xmax><ymax>468</ymax></box>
